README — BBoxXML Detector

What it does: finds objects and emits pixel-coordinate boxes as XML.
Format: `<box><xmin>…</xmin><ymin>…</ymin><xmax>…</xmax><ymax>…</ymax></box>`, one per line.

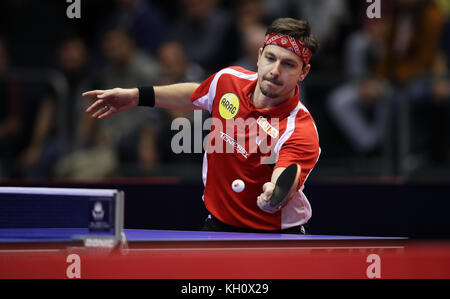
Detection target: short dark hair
<box><xmin>266</xmin><ymin>18</ymin><xmax>320</xmax><ymax>55</ymax></box>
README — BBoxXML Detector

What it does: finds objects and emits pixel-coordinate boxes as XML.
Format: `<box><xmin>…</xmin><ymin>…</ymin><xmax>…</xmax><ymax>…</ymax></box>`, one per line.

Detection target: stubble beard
<box><xmin>260</xmin><ymin>81</ymin><xmax>280</xmax><ymax>99</ymax></box>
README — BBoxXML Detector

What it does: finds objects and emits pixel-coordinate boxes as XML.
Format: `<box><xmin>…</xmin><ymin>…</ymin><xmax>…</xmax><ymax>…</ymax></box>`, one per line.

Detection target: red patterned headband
<box><xmin>263</xmin><ymin>33</ymin><xmax>312</xmax><ymax>65</ymax></box>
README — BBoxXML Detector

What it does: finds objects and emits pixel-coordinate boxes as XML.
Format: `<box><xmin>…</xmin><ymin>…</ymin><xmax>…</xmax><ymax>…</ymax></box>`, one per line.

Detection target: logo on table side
<box><xmin>92</xmin><ymin>201</ymin><xmax>104</xmax><ymax>221</ymax></box>
<box><xmin>219</xmin><ymin>93</ymin><xmax>240</xmax><ymax>119</ymax></box>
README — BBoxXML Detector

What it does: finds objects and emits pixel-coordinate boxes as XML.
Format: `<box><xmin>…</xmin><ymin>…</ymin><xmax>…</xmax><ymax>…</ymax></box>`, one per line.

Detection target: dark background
<box><xmin>0</xmin><ymin>0</ymin><xmax>449</xmax><ymax>238</ymax></box>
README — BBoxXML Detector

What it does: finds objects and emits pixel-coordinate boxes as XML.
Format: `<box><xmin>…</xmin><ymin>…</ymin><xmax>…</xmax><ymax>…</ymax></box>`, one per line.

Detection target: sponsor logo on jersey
<box><xmin>219</xmin><ymin>131</ymin><xmax>248</xmax><ymax>159</ymax></box>
<box><xmin>256</xmin><ymin>116</ymin><xmax>279</xmax><ymax>138</ymax></box>
<box><xmin>219</xmin><ymin>93</ymin><xmax>240</xmax><ymax>119</ymax></box>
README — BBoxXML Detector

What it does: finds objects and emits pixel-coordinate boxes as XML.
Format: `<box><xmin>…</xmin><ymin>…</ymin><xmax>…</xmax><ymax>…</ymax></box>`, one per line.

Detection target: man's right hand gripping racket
<box><xmin>257</xmin><ymin>163</ymin><xmax>301</xmax><ymax>214</ymax></box>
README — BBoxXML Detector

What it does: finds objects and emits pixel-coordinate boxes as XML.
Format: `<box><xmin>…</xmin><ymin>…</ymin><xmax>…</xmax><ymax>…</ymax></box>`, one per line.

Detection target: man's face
<box><xmin>257</xmin><ymin>45</ymin><xmax>310</xmax><ymax>99</ymax></box>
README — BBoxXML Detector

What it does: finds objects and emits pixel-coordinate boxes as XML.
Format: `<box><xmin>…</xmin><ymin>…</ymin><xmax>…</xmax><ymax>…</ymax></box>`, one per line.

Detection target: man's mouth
<box><xmin>265</xmin><ymin>78</ymin><xmax>282</xmax><ymax>86</ymax></box>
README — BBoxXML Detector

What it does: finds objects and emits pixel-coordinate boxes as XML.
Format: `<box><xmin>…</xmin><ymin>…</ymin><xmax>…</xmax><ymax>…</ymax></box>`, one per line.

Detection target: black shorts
<box><xmin>201</xmin><ymin>214</ymin><xmax>308</xmax><ymax>235</ymax></box>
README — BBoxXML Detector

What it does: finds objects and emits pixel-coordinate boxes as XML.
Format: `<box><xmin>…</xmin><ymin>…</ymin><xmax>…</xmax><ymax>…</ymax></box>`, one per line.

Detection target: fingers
<box><xmin>86</xmin><ymin>99</ymin><xmax>104</xmax><ymax>114</ymax></box>
<box><xmin>257</xmin><ymin>182</ymin><xmax>279</xmax><ymax>214</ymax></box>
<box><xmin>257</xmin><ymin>195</ymin><xmax>278</xmax><ymax>214</ymax></box>
<box><xmin>262</xmin><ymin>182</ymin><xmax>275</xmax><ymax>194</ymax></box>
<box><xmin>90</xmin><ymin>103</ymin><xmax>116</xmax><ymax>119</ymax></box>
<box><xmin>96</xmin><ymin>108</ymin><xmax>115</xmax><ymax>120</ymax></box>
<box><xmin>85</xmin><ymin>97</ymin><xmax>116</xmax><ymax>119</ymax></box>
<box><xmin>257</xmin><ymin>193</ymin><xmax>268</xmax><ymax>203</ymax></box>
<box><xmin>84</xmin><ymin>89</ymin><xmax>109</xmax><ymax>113</ymax></box>
<box><xmin>82</xmin><ymin>90</ymin><xmax>106</xmax><ymax>98</ymax></box>
<box><xmin>84</xmin><ymin>89</ymin><xmax>116</xmax><ymax>118</ymax></box>
<box><xmin>84</xmin><ymin>89</ymin><xmax>120</xmax><ymax>119</ymax></box>
<box><xmin>90</xmin><ymin>104</ymin><xmax>109</xmax><ymax>119</ymax></box>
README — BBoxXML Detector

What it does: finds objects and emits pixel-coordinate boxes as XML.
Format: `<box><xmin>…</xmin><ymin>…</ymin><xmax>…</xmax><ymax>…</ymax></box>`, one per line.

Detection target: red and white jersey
<box><xmin>190</xmin><ymin>66</ymin><xmax>320</xmax><ymax>231</ymax></box>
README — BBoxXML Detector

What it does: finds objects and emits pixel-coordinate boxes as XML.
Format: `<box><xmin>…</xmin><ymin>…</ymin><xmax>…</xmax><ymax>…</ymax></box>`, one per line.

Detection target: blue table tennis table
<box><xmin>0</xmin><ymin>227</ymin><xmax>403</xmax><ymax>243</ymax></box>
<box><xmin>0</xmin><ymin>227</ymin><xmax>421</xmax><ymax>279</ymax></box>
<box><xmin>0</xmin><ymin>187</ymin><xmax>449</xmax><ymax>279</ymax></box>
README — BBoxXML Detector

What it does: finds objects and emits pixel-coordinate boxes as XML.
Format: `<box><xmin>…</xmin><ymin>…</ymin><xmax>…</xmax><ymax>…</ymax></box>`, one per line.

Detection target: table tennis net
<box><xmin>0</xmin><ymin>187</ymin><xmax>124</xmax><ymax>241</ymax></box>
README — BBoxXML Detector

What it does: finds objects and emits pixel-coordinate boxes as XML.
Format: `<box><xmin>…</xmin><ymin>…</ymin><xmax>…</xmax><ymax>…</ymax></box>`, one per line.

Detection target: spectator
<box><xmin>101</xmin><ymin>0</ymin><xmax>168</xmax><ymax>55</ymax></box>
<box><xmin>56</xmin><ymin>28</ymin><xmax>161</xmax><ymax>178</ymax></box>
<box><xmin>425</xmin><ymin>54</ymin><xmax>449</xmax><ymax>164</ymax></box>
<box><xmin>18</xmin><ymin>85</ymin><xmax>58</xmax><ymax>178</ymax></box>
<box><xmin>327</xmin><ymin>18</ymin><xmax>392</xmax><ymax>156</ymax></box>
<box><xmin>0</xmin><ymin>43</ymin><xmax>60</xmax><ymax>179</ymax></box>
<box><xmin>372</xmin><ymin>0</ymin><xmax>448</xmax><ymax>173</ymax></box>
<box><xmin>0</xmin><ymin>39</ymin><xmax>21</xmax><ymax>178</ymax></box>
<box><xmin>0</xmin><ymin>38</ymin><xmax>61</xmax><ymax>179</ymax></box>
<box><xmin>406</xmin><ymin>0</ymin><xmax>450</xmax><ymax>166</ymax></box>
<box><xmin>55</xmin><ymin>37</ymin><xmax>92</xmax><ymax>150</ymax></box>
<box><xmin>262</xmin><ymin>0</ymin><xmax>351</xmax><ymax>70</ymax></box>
<box><xmin>294</xmin><ymin>0</ymin><xmax>350</xmax><ymax>44</ymax></box>
<box><xmin>375</xmin><ymin>0</ymin><xmax>445</xmax><ymax>85</ymax></box>
<box><xmin>169</xmin><ymin>0</ymin><xmax>240</xmax><ymax>73</ymax></box>
<box><xmin>327</xmin><ymin>79</ymin><xmax>393</xmax><ymax>156</ymax></box>
<box><xmin>234</xmin><ymin>0</ymin><xmax>276</xmax><ymax>31</ymax></box>
<box><xmin>156</xmin><ymin>41</ymin><xmax>205</xmax><ymax>85</ymax></box>
<box><xmin>233</xmin><ymin>24</ymin><xmax>266</xmax><ymax>72</ymax></box>
<box><xmin>155</xmin><ymin>41</ymin><xmax>206</xmax><ymax>169</ymax></box>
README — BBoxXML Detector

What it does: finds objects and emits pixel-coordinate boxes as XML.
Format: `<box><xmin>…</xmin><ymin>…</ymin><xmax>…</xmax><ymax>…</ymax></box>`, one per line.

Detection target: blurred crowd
<box><xmin>0</xmin><ymin>0</ymin><xmax>449</xmax><ymax>180</ymax></box>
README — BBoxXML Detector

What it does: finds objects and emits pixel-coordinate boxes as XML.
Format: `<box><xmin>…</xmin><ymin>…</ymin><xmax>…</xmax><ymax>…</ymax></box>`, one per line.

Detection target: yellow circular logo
<box><xmin>219</xmin><ymin>93</ymin><xmax>240</xmax><ymax>119</ymax></box>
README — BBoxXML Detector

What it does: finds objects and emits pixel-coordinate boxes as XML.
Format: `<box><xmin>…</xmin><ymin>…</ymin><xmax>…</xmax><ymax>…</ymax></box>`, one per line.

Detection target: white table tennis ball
<box><xmin>232</xmin><ymin>179</ymin><xmax>245</xmax><ymax>193</ymax></box>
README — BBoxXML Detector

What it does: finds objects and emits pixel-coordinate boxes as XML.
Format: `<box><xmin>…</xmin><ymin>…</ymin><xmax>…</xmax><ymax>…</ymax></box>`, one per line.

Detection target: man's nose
<box><xmin>269</xmin><ymin>61</ymin><xmax>282</xmax><ymax>77</ymax></box>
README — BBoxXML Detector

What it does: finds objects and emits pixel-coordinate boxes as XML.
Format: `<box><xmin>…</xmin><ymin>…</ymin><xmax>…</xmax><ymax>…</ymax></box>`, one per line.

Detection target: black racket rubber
<box><xmin>269</xmin><ymin>164</ymin><xmax>300</xmax><ymax>208</ymax></box>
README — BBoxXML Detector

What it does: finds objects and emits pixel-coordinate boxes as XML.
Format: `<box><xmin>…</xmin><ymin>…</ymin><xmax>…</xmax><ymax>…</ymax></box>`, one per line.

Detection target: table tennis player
<box><xmin>83</xmin><ymin>18</ymin><xmax>321</xmax><ymax>234</ymax></box>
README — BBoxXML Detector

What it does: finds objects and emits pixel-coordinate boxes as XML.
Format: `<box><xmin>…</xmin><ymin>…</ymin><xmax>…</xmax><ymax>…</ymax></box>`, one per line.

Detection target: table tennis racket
<box><xmin>269</xmin><ymin>163</ymin><xmax>301</xmax><ymax>209</ymax></box>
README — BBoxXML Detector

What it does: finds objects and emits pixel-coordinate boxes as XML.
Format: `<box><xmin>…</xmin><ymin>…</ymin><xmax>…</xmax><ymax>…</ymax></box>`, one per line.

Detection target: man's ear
<box><xmin>298</xmin><ymin>64</ymin><xmax>311</xmax><ymax>82</ymax></box>
<box><xmin>257</xmin><ymin>47</ymin><xmax>263</xmax><ymax>68</ymax></box>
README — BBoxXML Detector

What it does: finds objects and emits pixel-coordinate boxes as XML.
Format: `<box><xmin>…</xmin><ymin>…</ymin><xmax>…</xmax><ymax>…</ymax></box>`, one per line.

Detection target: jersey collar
<box><xmin>244</xmin><ymin>78</ymin><xmax>300</xmax><ymax>119</ymax></box>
